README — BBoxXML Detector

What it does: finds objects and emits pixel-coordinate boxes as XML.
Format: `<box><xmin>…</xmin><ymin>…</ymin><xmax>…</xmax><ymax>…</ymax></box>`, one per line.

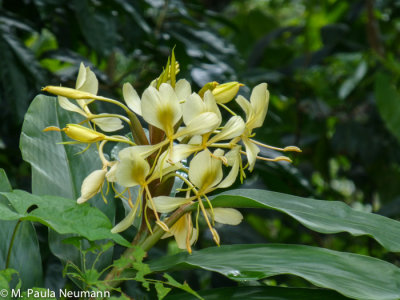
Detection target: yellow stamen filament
<box><xmin>197</xmin><ymin>197</ymin><xmax>219</xmax><ymax>245</ymax></box>
<box><xmin>240</xmin><ymin>150</ymin><xmax>292</xmax><ymax>163</ymax></box>
<box><xmin>256</xmin><ymin>155</ymin><xmax>292</xmax><ymax>163</ymax></box>
<box><xmin>144</xmin><ymin>185</ymin><xmax>169</xmax><ymax>232</ymax></box>
<box><xmin>250</xmin><ymin>139</ymin><xmax>301</xmax><ymax>152</ymax></box>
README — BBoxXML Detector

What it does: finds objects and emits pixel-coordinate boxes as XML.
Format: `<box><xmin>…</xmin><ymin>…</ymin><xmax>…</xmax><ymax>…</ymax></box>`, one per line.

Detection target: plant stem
<box><xmin>104</xmin><ymin>204</ymin><xmax>191</xmax><ymax>288</ymax></box>
<box><xmin>6</xmin><ymin>219</ymin><xmax>22</xmax><ymax>269</ymax></box>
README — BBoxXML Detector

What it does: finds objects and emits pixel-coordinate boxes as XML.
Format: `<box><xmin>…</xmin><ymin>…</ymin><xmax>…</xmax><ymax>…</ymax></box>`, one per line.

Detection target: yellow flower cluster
<box><xmin>42</xmin><ymin>56</ymin><xmax>300</xmax><ymax>253</ymax></box>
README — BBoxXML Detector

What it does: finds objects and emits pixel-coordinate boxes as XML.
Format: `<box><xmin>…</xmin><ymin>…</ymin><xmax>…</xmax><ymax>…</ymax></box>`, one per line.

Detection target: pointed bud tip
<box><xmin>43</xmin><ymin>126</ymin><xmax>62</xmax><ymax>132</ymax></box>
<box><xmin>275</xmin><ymin>156</ymin><xmax>292</xmax><ymax>163</ymax></box>
<box><xmin>77</xmin><ymin>197</ymin><xmax>87</xmax><ymax>204</ymax></box>
<box><xmin>284</xmin><ymin>146</ymin><xmax>302</xmax><ymax>153</ymax></box>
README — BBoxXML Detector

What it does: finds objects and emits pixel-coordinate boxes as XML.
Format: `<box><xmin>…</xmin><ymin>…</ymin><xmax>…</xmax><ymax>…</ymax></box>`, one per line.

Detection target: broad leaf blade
<box><xmin>165</xmin><ymin>286</ymin><xmax>350</xmax><ymax>300</ymax></box>
<box><xmin>210</xmin><ymin>189</ymin><xmax>400</xmax><ymax>252</ymax></box>
<box><xmin>149</xmin><ymin>244</ymin><xmax>400</xmax><ymax>300</ymax></box>
<box><xmin>0</xmin><ymin>190</ymin><xmax>130</xmax><ymax>247</ymax></box>
<box><xmin>0</xmin><ymin>170</ymin><xmax>42</xmax><ymax>289</ymax></box>
<box><xmin>20</xmin><ymin>94</ymin><xmax>117</xmax><ymax>272</ymax></box>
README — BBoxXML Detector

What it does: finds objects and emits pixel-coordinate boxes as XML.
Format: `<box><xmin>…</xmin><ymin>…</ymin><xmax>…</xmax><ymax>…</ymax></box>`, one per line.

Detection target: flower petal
<box><xmin>141</xmin><ymin>84</ymin><xmax>181</xmax><ymax>135</ymax></box>
<box><xmin>242</xmin><ymin>136</ymin><xmax>260</xmax><ymax>171</ymax></box>
<box><xmin>249</xmin><ymin>83</ymin><xmax>269</xmax><ymax>129</ymax></box>
<box><xmin>111</xmin><ymin>207</ymin><xmax>137</xmax><ymax>233</ymax></box>
<box><xmin>75</xmin><ymin>63</ymin><xmax>87</xmax><ymax>90</ymax></box>
<box><xmin>217</xmin><ymin>156</ymin><xmax>239</xmax><ymax>189</ymax></box>
<box><xmin>151</xmin><ymin>196</ymin><xmax>189</xmax><ymax>213</ymax></box>
<box><xmin>182</xmin><ymin>93</ymin><xmax>205</xmax><ymax>126</ymax></box>
<box><xmin>189</xmin><ymin>149</ymin><xmax>223</xmax><ymax>190</ymax></box>
<box><xmin>116</xmin><ymin>154</ymin><xmax>150</xmax><ymax>187</ymax></box>
<box><xmin>78</xmin><ymin>66</ymin><xmax>98</xmax><ymax>95</ymax></box>
<box><xmin>204</xmin><ymin>90</ymin><xmax>221</xmax><ymax>121</ymax></box>
<box><xmin>209</xmin><ymin>115</ymin><xmax>245</xmax><ymax>143</ymax></box>
<box><xmin>77</xmin><ymin>169</ymin><xmax>106</xmax><ymax>204</ymax></box>
<box><xmin>168</xmin><ymin>144</ymin><xmax>199</xmax><ymax>164</ymax></box>
<box><xmin>58</xmin><ymin>96</ymin><xmax>87</xmax><ymax>117</ymax></box>
<box><xmin>213</xmin><ymin>208</ymin><xmax>243</xmax><ymax>225</ymax></box>
<box><xmin>119</xmin><ymin>145</ymin><xmax>159</xmax><ymax>160</ymax></box>
<box><xmin>92</xmin><ymin>115</ymin><xmax>123</xmax><ymax>132</ymax></box>
<box><xmin>235</xmin><ymin>95</ymin><xmax>250</xmax><ymax>118</ymax></box>
<box><xmin>106</xmin><ymin>162</ymin><xmax>118</xmax><ymax>182</ymax></box>
<box><xmin>175</xmin><ymin>79</ymin><xmax>191</xmax><ymax>102</ymax></box>
<box><xmin>123</xmin><ymin>82</ymin><xmax>142</xmax><ymax>115</ymax></box>
<box><xmin>179</xmin><ymin>112</ymin><xmax>220</xmax><ymax>138</ymax></box>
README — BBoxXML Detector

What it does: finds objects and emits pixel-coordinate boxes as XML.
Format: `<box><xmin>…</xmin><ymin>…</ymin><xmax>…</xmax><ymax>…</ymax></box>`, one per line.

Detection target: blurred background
<box><xmin>1</xmin><ymin>0</ymin><xmax>400</xmax><ymax>291</ymax></box>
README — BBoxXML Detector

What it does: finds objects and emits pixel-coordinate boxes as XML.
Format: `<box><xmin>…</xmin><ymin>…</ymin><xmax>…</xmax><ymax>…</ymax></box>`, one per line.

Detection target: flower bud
<box><xmin>42</xmin><ymin>86</ymin><xmax>95</xmax><ymax>99</ymax></box>
<box><xmin>212</xmin><ymin>82</ymin><xmax>243</xmax><ymax>104</ymax></box>
<box><xmin>63</xmin><ymin>124</ymin><xmax>106</xmax><ymax>143</ymax></box>
<box><xmin>77</xmin><ymin>169</ymin><xmax>107</xmax><ymax>204</ymax></box>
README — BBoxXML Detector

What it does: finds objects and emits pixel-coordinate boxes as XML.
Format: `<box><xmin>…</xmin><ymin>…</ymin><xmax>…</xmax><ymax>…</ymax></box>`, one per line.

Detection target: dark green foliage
<box><xmin>2</xmin><ymin>0</ymin><xmax>400</xmax><ymax>299</ymax></box>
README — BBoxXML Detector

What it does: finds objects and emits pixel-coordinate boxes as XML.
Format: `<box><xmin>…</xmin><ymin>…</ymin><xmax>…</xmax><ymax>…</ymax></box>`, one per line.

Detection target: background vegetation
<box><xmin>1</xmin><ymin>0</ymin><xmax>400</xmax><ymax>298</ymax></box>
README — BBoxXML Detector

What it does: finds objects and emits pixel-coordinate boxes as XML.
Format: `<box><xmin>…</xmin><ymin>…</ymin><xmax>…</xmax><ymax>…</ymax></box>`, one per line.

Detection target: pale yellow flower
<box><xmin>43</xmin><ymin>124</ymin><xmax>106</xmax><ymax>143</ymax></box>
<box><xmin>235</xmin><ymin>83</ymin><xmax>269</xmax><ymax>170</ymax></box>
<box><xmin>77</xmin><ymin>169</ymin><xmax>107</xmax><ymax>204</ymax></box>
<box><xmin>141</xmin><ymin>83</ymin><xmax>181</xmax><ymax>138</ymax></box>
<box><xmin>162</xmin><ymin>213</ymin><xmax>197</xmax><ymax>253</ymax></box>
<box><xmin>57</xmin><ymin>63</ymin><xmax>123</xmax><ymax>132</ymax></box>
<box><xmin>212</xmin><ymin>81</ymin><xmax>243</xmax><ymax>104</ymax></box>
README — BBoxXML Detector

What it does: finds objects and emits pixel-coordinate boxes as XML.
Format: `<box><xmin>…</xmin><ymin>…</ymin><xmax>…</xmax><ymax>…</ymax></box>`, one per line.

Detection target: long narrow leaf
<box><xmin>149</xmin><ymin>244</ymin><xmax>400</xmax><ymax>300</ymax></box>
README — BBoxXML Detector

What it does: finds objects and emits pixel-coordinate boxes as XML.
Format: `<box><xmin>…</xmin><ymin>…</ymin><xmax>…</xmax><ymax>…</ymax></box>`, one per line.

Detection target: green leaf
<box><xmin>155</xmin><ymin>282</ymin><xmax>171</xmax><ymax>300</ymax></box>
<box><xmin>209</xmin><ymin>189</ymin><xmax>400</xmax><ymax>252</ymax></box>
<box><xmin>0</xmin><ymin>190</ymin><xmax>130</xmax><ymax>247</ymax></box>
<box><xmin>163</xmin><ymin>274</ymin><xmax>202</xmax><ymax>300</ymax></box>
<box><xmin>338</xmin><ymin>60</ymin><xmax>367</xmax><ymax>99</ymax></box>
<box><xmin>165</xmin><ymin>286</ymin><xmax>350</xmax><ymax>300</ymax></box>
<box><xmin>0</xmin><ymin>169</ymin><xmax>12</xmax><ymax>192</ymax></box>
<box><xmin>0</xmin><ymin>171</ymin><xmax>42</xmax><ymax>289</ymax></box>
<box><xmin>149</xmin><ymin>244</ymin><xmax>400</xmax><ymax>300</ymax></box>
<box><xmin>0</xmin><ymin>268</ymin><xmax>19</xmax><ymax>290</ymax></box>
<box><xmin>20</xmin><ymin>94</ymin><xmax>117</xmax><ymax>274</ymax></box>
<box><xmin>374</xmin><ymin>72</ymin><xmax>400</xmax><ymax>142</ymax></box>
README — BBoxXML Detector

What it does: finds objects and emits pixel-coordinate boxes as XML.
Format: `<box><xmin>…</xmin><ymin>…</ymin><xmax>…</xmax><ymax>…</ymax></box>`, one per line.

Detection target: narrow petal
<box><xmin>123</xmin><ymin>82</ymin><xmax>142</xmax><ymax>115</ymax></box>
<box><xmin>111</xmin><ymin>207</ymin><xmax>137</xmax><ymax>233</ymax></box>
<box><xmin>242</xmin><ymin>136</ymin><xmax>260</xmax><ymax>171</ymax></box>
<box><xmin>119</xmin><ymin>145</ymin><xmax>159</xmax><ymax>160</ymax></box>
<box><xmin>235</xmin><ymin>95</ymin><xmax>251</xmax><ymax>119</ymax></box>
<box><xmin>75</xmin><ymin>63</ymin><xmax>87</xmax><ymax>90</ymax></box>
<box><xmin>151</xmin><ymin>196</ymin><xmax>189</xmax><ymax>213</ymax></box>
<box><xmin>209</xmin><ymin>116</ymin><xmax>245</xmax><ymax>143</ymax></box>
<box><xmin>217</xmin><ymin>157</ymin><xmax>239</xmax><ymax>189</ymax></box>
<box><xmin>203</xmin><ymin>90</ymin><xmax>221</xmax><ymax>121</ymax></box>
<box><xmin>250</xmin><ymin>83</ymin><xmax>269</xmax><ymax>129</ymax></box>
<box><xmin>175</xmin><ymin>79</ymin><xmax>191</xmax><ymax>102</ymax></box>
<box><xmin>213</xmin><ymin>208</ymin><xmax>243</xmax><ymax>225</ymax></box>
<box><xmin>78</xmin><ymin>66</ymin><xmax>98</xmax><ymax>95</ymax></box>
<box><xmin>58</xmin><ymin>96</ymin><xmax>87</xmax><ymax>117</ymax></box>
<box><xmin>92</xmin><ymin>115</ymin><xmax>123</xmax><ymax>132</ymax></box>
